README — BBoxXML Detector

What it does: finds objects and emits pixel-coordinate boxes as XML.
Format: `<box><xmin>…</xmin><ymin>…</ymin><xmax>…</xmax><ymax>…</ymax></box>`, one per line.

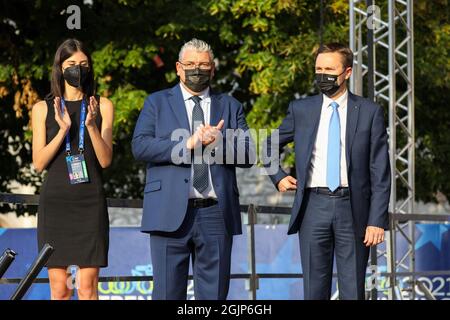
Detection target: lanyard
<box><xmin>61</xmin><ymin>97</ymin><xmax>87</xmax><ymax>155</ymax></box>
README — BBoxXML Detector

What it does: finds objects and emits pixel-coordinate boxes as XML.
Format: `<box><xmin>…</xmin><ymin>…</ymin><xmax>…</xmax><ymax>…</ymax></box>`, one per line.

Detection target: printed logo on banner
<box><xmin>98</xmin><ymin>264</ymin><xmax>195</xmax><ymax>300</ymax></box>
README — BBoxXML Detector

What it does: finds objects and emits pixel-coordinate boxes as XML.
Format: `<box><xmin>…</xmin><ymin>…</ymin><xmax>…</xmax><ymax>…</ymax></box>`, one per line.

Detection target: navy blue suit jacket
<box><xmin>268</xmin><ymin>92</ymin><xmax>391</xmax><ymax>236</ymax></box>
<box><xmin>132</xmin><ymin>84</ymin><xmax>252</xmax><ymax>236</ymax></box>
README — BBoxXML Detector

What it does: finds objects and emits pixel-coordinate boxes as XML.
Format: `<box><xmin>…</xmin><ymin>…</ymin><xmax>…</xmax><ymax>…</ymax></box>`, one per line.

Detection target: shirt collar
<box><xmin>180</xmin><ymin>82</ymin><xmax>210</xmax><ymax>102</ymax></box>
<box><xmin>323</xmin><ymin>89</ymin><xmax>348</xmax><ymax>109</ymax></box>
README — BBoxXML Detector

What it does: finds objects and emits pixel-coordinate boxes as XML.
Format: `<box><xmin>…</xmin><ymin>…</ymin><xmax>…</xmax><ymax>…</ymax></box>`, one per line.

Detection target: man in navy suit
<box><xmin>132</xmin><ymin>38</ymin><xmax>253</xmax><ymax>300</ymax></box>
<box><xmin>266</xmin><ymin>43</ymin><xmax>391</xmax><ymax>299</ymax></box>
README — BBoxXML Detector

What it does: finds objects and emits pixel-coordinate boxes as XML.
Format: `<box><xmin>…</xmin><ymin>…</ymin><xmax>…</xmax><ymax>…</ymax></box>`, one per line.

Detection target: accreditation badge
<box><xmin>66</xmin><ymin>154</ymin><xmax>89</xmax><ymax>184</ymax></box>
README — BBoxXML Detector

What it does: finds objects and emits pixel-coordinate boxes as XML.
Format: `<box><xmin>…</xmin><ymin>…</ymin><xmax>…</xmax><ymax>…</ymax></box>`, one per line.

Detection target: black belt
<box><xmin>188</xmin><ymin>198</ymin><xmax>218</xmax><ymax>208</ymax></box>
<box><xmin>306</xmin><ymin>187</ymin><xmax>349</xmax><ymax>197</ymax></box>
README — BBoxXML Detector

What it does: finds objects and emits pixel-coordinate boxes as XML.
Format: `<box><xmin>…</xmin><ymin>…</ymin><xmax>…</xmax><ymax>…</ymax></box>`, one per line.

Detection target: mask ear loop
<box><xmin>336</xmin><ymin>67</ymin><xmax>350</xmax><ymax>86</ymax></box>
<box><xmin>339</xmin><ymin>66</ymin><xmax>351</xmax><ymax>78</ymax></box>
<box><xmin>77</xmin><ymin>65</ymin><xmax>82</xmax><ymax>88</ymax></box>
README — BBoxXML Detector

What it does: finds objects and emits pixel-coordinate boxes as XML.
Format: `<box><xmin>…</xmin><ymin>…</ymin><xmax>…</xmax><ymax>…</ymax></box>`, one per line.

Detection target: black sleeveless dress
<box><xmin>37</xmin><ymin>97</ymin><xmax>109</xmax><ymax>268</ymax></box>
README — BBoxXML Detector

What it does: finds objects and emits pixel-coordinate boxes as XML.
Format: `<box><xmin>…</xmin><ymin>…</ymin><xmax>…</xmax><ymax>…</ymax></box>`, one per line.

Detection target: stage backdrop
<box><xmin>0</xmin><ymin>224</ymin><xmax>449</xmax><ymax>300</ymax></box>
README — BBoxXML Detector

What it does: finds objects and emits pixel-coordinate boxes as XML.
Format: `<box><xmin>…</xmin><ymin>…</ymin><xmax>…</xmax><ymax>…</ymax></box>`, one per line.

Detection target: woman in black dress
<box><xmin>32</xmin><ymin>39</ymin><xmax>114</xmax><ymax>300</ymax></box>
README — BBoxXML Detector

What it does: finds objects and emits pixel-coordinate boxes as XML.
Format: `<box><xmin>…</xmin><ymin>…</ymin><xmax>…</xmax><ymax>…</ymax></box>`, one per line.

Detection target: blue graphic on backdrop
<box><xmin>415</xmin><ymin>224</ymin><xmax>450</xmax><ymax>250</ymax></box>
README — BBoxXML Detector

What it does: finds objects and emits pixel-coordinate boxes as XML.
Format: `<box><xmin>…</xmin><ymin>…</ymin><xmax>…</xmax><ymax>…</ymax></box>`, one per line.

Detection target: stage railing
<box><xmin>1</xmin><ymin>193</ymin><xmax>450</xmax><ymax>300</ymax></box>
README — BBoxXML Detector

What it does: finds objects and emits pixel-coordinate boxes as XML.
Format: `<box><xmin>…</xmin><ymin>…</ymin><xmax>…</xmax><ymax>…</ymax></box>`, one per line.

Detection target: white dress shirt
<box><xmin>179</xmin><ymin>83</ymin><xmax>217</xmax><ymax>199</ymax></box>
<box><xmin>306</xmin><ymin>90</ymin><xmax>349</xmax><ymax>188</ymax></box>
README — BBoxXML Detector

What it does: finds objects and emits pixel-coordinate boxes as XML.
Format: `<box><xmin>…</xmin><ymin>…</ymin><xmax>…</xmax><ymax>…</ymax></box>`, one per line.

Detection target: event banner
<box><xmin>0</xmin><ymin>224</ymin><xmax>449</xmax><ymax>300</ymax></box>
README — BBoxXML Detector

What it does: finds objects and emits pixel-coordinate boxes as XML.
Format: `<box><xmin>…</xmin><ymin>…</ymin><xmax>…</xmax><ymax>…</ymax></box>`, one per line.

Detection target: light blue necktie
<box><xmin>327</xmin><ymin>101</ymin><xmax>340</xmax><ymax>192</ymax></box>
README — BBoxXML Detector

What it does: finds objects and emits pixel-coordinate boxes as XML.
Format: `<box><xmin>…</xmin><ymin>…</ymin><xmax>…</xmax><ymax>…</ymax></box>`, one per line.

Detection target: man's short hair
<box><xmin>315</xmin><ymin>43</ymin><xmax>354</xmax><ymax>69</ymax></box>
<box><xmin>178</xmin><ymin>38</ymin><xmax>214</xmax><ymax>62</ymax></box>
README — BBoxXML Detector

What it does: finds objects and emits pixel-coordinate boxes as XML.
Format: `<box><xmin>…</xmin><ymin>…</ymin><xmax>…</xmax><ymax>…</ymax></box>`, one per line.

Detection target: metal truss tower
<box><xmin>349</xmin><ymin>0</ymin><xmax>415</xmax><ymax>299</ymax></box>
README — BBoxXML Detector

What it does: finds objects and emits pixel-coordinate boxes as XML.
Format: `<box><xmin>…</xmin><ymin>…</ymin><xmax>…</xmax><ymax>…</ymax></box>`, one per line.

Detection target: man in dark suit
<box><xmin>132</xmin><ymin>38</ymin><xmax>253</xmax><ymax>300</ymax></box>
<box><xmin>266</xmin><ymin>43</ymin><xmax>391</xmax><ymax>299</ymax></box>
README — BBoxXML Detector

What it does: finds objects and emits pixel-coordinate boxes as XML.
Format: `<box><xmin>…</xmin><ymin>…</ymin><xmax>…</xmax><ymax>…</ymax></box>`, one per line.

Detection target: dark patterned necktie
<box><xmin>191</xmin><ymin>95</ymin><xmax>209</xmax><ymax>193</ymax></box>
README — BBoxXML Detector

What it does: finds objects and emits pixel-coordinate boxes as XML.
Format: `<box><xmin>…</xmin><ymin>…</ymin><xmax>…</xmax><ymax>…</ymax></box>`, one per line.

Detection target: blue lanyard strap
<box><xmin>60</xmin><ymin>97</ymin><xmax>87</xmax><ymax>155</ymax></box>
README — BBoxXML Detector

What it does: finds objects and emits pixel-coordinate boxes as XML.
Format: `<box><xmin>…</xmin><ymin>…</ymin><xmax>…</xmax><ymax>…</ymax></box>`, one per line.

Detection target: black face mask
<box><xmin>183</xmin><ymin>68</ymin><xmax>211</xmax><ymax>92</ymax></box>
<box><xmin>315</xmin><ymin>70</ymin><xmax>346</xmax><ymax>97</ymax></box>
<box><xmin>63</xmin><ymin>65</ymin><xmax>90</xmax><ymax>88</ymax></box>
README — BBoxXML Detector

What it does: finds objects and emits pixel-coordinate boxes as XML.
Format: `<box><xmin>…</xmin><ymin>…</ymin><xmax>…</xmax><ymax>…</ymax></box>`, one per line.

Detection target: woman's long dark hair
<box><xmin>47</xmin><ymin>38</ymin><xmax>95</xmax><ymax>99</ymax></box>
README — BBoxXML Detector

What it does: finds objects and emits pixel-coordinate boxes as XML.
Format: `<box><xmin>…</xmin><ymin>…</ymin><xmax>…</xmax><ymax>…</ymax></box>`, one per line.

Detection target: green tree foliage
<box><xmin>413</xmin><ymin>0</ymin><xmax>450</xmax><ymax>202</ymax></box>
<box><xmin>0</xmin><ymin>0</ymin><xmax>448</xmax><ymax>206</ymax></box>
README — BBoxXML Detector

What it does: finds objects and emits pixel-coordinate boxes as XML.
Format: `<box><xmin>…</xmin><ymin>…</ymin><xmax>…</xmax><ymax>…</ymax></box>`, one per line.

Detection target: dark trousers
<box><xmin>299</xmin><ymin>189</ymin><xmax>370</xmax><ymax>300</ymax></box>
<box><xmin>150</xmin><ymin>203</ymin><xmax>233</xmax><ymax>300</ymax></box>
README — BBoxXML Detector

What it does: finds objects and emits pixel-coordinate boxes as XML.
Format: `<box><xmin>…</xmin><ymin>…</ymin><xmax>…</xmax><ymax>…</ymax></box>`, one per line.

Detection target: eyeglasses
<box><xmin>178</xmin><ymin>61</ymin><xmax>212</xmax><ymax>70</ymax></box>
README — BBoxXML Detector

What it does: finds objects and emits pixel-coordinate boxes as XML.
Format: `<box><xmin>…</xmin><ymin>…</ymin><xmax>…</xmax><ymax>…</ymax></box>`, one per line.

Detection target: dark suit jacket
<box><xmin>132</xmin><ymin>84</ymin><xmax>253</xmax><ymax>236</ymax></box>
<box><xmin>267</xmin><ymin>92</ymin><xmax>391</xmax><ymax>236</ymax></box>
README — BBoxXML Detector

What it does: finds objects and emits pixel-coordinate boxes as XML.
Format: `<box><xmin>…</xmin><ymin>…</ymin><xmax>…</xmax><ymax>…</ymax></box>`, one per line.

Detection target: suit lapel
<box><xmin>209</xmin><ymin>91</ymin><xmax>224</xmax><ymax>127</ymax></box>
<box><xmin>305</xmin><ymin>94</ymin><xmax>324</xmax><ymax>165</ymax></box>
<box><xmin>345</xmin><ymin>92</ymin><xmax>360</xmax><ymax>170</ymax></box>
<box><xmin>208</xmin><ymin>91</ymin><xmax>224</xmax><ymax>177</ymax></box>
<box><xmin>168</xmin><ymin>84</ymin><xmax>190</xmax><ymax>130</ymax></box>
